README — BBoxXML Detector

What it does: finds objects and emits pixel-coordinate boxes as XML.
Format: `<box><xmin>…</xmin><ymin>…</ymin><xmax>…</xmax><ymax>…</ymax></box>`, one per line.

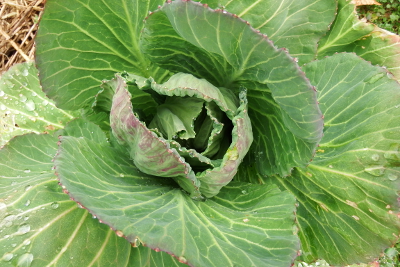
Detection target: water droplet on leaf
<box><xmin>2</xmin><ymin>252</ymin><xmax>13</xmax><ymax>261</ymax></box>
<box><xmin>17</xmin><ymin>253</ymin><xmax>33</xmax><ymax>267</ymax></box>
<box><xmin>371</xmin><ymin>154</ymin><xmax>379</xmax><ymax>161</ymax></box>
<box><xmin>0</xmin><ymin>202</ymin><xmax>7</xmax><ymax>218</ymax></box>
<box><xmin>16</xmin><ymin>224</ymin><xmax>30</xmax><ymax>235</ymax></box>
<box><xmin>388</xmin><ymin>174</ymin><xmax>398</xmax><ymax>181</ymax></box>
<box><xmin>50</xmin><ymin>202</ymin><xmax>59</xmax><ymax>209</ymax></box>
<box><xmin>22</xmin><ymin>69</ymin><xmax>29</xmax><ymax>77</ymax></box>
<box><xmin>19</xmin><ymin>95</ymin><xmax>27</xmax><ymax>102</ymax></box>
<box><xmin>24</xmin><ymin>185</ymin><xmax>32</xmax><ymax>191</ymax></box>
<box><xmin>24</xmin><ymin>200</ymin><xmax>31</xmax><ymax>207</ymax></box>
<box><xmin>2</xmin><ymin>214</ymin><xmax>16</xmax><ymax>227</ymax></box>
<box><xmin>25</xmin><ymin>100</ymin><xmax>35</xmax><ymax>111</ymax></box>
<box><xmin>364</xmin><ymin>166</ymin><xmax>385</xmax><ymax>176</ymax></box>
<box><xmin>23</xmin><ymin>169</ymin><xmax>31</xmax><ymax>173</ymax></box>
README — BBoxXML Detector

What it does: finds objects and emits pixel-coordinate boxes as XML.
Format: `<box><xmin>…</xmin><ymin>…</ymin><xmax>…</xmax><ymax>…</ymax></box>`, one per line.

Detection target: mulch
<box><xmin>0</xmin><ymin>0</ymin><xmax>45</xmax><ymax>74</ymax></box>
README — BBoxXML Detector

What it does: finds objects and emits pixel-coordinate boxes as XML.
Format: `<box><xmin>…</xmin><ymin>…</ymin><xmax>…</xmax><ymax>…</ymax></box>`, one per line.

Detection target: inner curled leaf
<box><xmin>108</xmin><ymin>72</ymin><xmax>253</xmax><ymax>198</ymax></box>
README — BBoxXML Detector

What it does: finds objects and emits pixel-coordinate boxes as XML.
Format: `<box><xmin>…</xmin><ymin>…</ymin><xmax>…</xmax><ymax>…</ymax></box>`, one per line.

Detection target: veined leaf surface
<box><xmin>210</xmin><ymin>0</ymin><xmax>337</xmax><ymax>64</ymax></box>
<box><xmin>317</xmin><ymin>0</ymin><xmax>374</xmax><ymax>57</ymax></box>
<box><xmin>142</xmin><ymin>0</ymin><xmax>324</xmax><ymax>176</ymax></box>
<box><xmin>54</xmin><ymin>119</ymin><xmax>300</xmax><ymax>267</ymax></box>
<box><xmin>348</xmin><ymin>26</ymin><xmax>400</xmax><ymax>80</ymax></box>
<box><xmin>128</xmin><ymin>246</ymin><xmax>187</xmax><ymax>267</ymax></box>
<box><xmin>317</xmin><ymin>0</ymin><xmax>400</xmax><ymax>81</ymax></box>
<box><xmin>0</xmin><ymin>133</ymin><xmax>131</xmax><ymax>266</ymax></box>
<box><xmin>238</xmin><ymin>53</ymin><xmax>400</xmax><ymax>264</ymax></box>
<box><xmin>0</xmin><ymin>62</ymin><xmax>74</xmax><ymax>147</ymax></box>
<box><xmin>35</xmin><ymin>0</ymin><xmax>169</xmax><ymax>110</ymax></box>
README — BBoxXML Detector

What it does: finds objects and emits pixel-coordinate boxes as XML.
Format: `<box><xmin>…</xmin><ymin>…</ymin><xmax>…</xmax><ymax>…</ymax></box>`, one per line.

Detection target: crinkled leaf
<box><xmin>35</xmin><ymin>0</ymin><xmax>169</xmax><ymax>110</ymax></box>
<box><xmin>197</xmin><ymin>102</ymin><xmax>225</xmax><ymax>157</ymax></box>
<box><xmin>54</xmin><ymin>123</ymin><xmax>300</xmax><ymax>266</ymax></box>
<box><xmin>149</xmin><ymin>97</ymin><xmax>204</xmax><ymax>140</ymax></box>
<box><xmin>110</xmin><ymin>75</ymin><xmax>202</xmax><ymax>198</ymax></box>
<box><xmin>239</xmin><ymin>53</ymin><xmax>400</xmax><ymax>265</ymax></box>
<box><xmin>317</xmin><ymin>0</ymin><xmax>375</xmax><ymax>58</ymax></box>
<box><xmin>0</xmin><ymin>62</ymin><xmax>74</xmax><ymax>147</ymax></box>
<box><xmin>112</xmin><ymin>73</ymin><xmax>253</xmax><ymax>198</ymax></box>
<box><xmin>0</xmin><ymin>133</ymin><xmax>130</xmax><ymax>266</ymax></box>
<box><xmin>197</xmin><ymin>90</ymin><xmax>253</xmax><ymax>198</ymax></box>
<box><xmin>142</xmin><ymin>0</ymin><xmax>323</xmax><ymax>176</ymax></box>
<box><xmin>145</xmin><ymin>73</ymin><xmax>239</xmax><ymax>118</ymax></box>
<box><xmin>212</xmin><ymin>0</ymin><xmax>337</xmax><ymax>64</ymax></box>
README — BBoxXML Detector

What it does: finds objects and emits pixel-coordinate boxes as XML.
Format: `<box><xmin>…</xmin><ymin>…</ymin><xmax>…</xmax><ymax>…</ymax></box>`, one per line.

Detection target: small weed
<box><xmin>357</xmin><ymin>0</ymin><xmax>400</xmax><ymax>34</ymax></box>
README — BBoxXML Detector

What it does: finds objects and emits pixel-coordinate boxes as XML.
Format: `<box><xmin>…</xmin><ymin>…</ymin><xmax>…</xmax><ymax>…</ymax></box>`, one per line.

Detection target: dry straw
<box><xmin>0</xmin><ymin>0</ymin><xmax>45</xmax><ymax>74</ymax></box>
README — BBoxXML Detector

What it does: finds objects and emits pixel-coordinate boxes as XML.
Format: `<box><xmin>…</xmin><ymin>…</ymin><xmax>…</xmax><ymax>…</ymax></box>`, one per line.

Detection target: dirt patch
<box><xmin>0</xmin><ymin>0</ymin><xmax>45</xmax><ymax>74</ymax></box>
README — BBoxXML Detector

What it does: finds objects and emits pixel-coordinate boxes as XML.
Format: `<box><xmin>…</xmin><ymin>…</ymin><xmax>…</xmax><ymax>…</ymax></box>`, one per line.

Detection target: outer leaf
<box><xmin>316</xmin><ymin>1</ymin><xmax>400</xmax><ymax>81</ymax></box>
<box><xmin>349</xmin><ymin>26</ymin><xmax>400</xmax><ymax>81</ymax></box>
<box><xmin>0</xmin><ymin>133</ymin><xmax>130</xmax><ymax>266</ymax></box>
<box><xmin>54</xmin><ymin>123</ymin><xmax>300</xmax><ymax>267</ymax></box>
<box><xmin>214</xmin><ymin>0</ymin><xmax>337</xmax><ymax>64</ymax></box>
<box><xmin>128</xmin><ymin>246</ymin><xmax>187</xmax><ymax>267</ymax></box>
<box><xmin>240</xmin><ymin>80</ymin><xmax>318</xmax><ymax>176</ymax></box>
<box><xmin>249</xmin><ymin>53</ymin><xmax>400</xmax><ymax>265</ymax></box>
<box><xmin>0</xmin><ymin>62</ymin><xmax>74</xmax><ymax>147</ymax></box>
<box><xmin>35</xmin><ymin>0</ymin><xmax>169</xmax><ymax>110</ymax></box>
<box><xmin>142</xmin><ymin>0</ymin><xmax>324</xmax><ymax>176</ymax></box>
<box><xmin>317</xmin><ymin>0</ymin><xmax>374</xmax><ymax>57</ymax></box>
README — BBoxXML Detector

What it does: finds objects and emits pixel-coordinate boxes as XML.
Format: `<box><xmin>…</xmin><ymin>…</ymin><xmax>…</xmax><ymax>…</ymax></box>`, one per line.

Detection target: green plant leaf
<box><xmin>0</xmin><ymin>62</ymin><xmax>74</xmax><ymax>147</ymax></box>
<box><xmin>54</xmin><ymin>120</ymin><xmax>300</xmax><ymax>267</ymax></box>
<box><xmin>317</xmin><ymin>0</ymin><xmax>375</xmax><ymax>57</ymax></box>
<box><xmin>142</xmin><ymin>0</ymin><xmax>324</xmax><ymax>176</ymax></box>
<box><xmin>149</xmin><ymin>96</ymin><xmax>204</xmax><ymax>140</ymax></box>
<box><xmin>349</xmin><ymin>26</ymin><xmax>400</xmax><ymax>80</ymax></box>
<box><xmin>109</xmin><ymin>75</ymin><xmax>202</xmax><ymax>198</ymax></box>
<box><xmin>244</xmin><ymin>53</ymin><xmax>400</xmax><ymax>265</ymax></box>
<box><xmin>35</xmin><ymin>0</ymin><xmax>169</xmax><ymax>110</ymax></box>
<box><xmin>239</xmin><ymin>80</ymin><xmax>319</xmax><ymax>176</ymax></box>
<box><xmin>128</xmin><ymin>246</ymin><xmax>187</xmax><ymax>267</ymax></box>
<box><xmin>110</xmin><ymin>73</ymin><xmax>254</xmax><ymax>198</ymax></box>
<box><xmin>0</xmin><ymin>133</ymin><xmax>131</xmax><ymax>266</ymax></box>
<box><xmin>212</xmin><ymin>0</ymin><xmax>337</xmax><ymax>64</ymax></box>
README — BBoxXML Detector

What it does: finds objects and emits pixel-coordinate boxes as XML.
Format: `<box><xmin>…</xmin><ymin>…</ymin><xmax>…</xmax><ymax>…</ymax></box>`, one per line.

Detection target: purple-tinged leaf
<box><xmin>110</xmin><ymin>75</ymin><xmax>201</xmax><ymax>198</ymax></box>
